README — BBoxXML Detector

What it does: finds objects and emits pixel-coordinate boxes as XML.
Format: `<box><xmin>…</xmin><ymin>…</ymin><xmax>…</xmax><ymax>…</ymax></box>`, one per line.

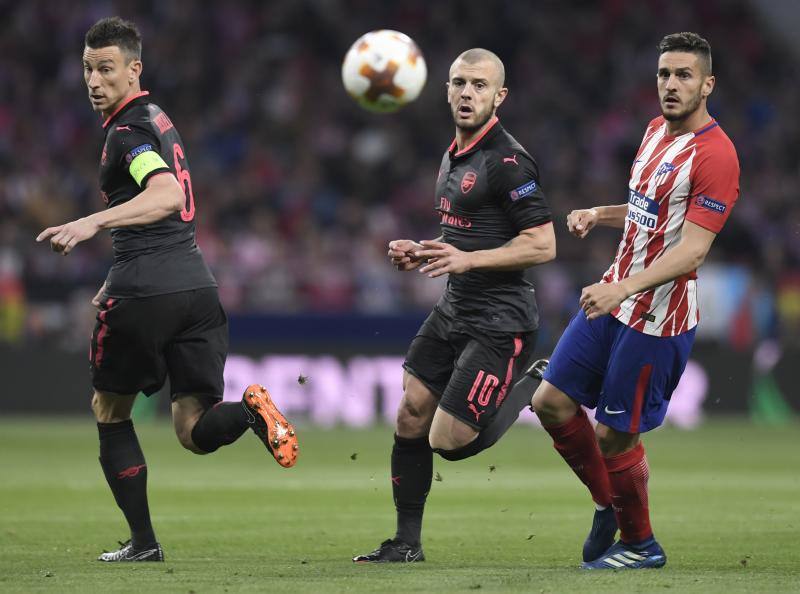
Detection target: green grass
<box><xmin>1</xmin><ymin>418</ymin><xmax>798</xmax><ymax>593</ymax></box>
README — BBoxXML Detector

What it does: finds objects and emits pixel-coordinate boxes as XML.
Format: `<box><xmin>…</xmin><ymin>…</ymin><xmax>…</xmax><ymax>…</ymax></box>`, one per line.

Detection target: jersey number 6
<box><xmin>172</xmin><ymin>143</ymin><xmax>195</xmax><ymax>222</ymax></box>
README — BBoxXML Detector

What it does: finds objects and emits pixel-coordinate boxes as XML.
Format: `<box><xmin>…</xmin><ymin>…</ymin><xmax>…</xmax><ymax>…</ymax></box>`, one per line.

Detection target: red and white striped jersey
<box><xmin>602</xmin><ymin>116</ymin><xmax>740</xmax><ymax>336</ymax></box>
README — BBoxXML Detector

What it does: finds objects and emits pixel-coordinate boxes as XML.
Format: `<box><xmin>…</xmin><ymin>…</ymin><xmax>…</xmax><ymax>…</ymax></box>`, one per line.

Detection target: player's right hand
<box><xmin>91</xmin><ymin>282</ymin><xmax>107</xmax><ymax>309</ymax></box>
<box><xmin>566</xmin><ymin>208</ymin><xmax>599</xmax><ymax>239</ymax></box>
<box><xmin>388</xmin><ymin>239</ymin><xmax>425</xmax><ymax>271</ymax></box>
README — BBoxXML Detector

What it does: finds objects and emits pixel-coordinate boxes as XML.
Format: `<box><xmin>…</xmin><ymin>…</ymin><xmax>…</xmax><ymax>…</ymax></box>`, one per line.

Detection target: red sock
<box><xmin>543</xmin><ymin>407</ymin><xmax>612</xmax><ymax>507</ymax></box>
<box><xmin>605</xmin><ymin>442</ymin><xmax>652</xmax><ymax>544</ymax></box>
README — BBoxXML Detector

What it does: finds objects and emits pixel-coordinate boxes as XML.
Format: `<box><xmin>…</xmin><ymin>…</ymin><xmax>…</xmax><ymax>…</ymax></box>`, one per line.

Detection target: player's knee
<box><xmin>531</xmin><ymin>383</ymin><xmax>576</xmax><ymax>425</ymax></box>
<box><xmin>90</xmin><ymin>393</ymin><xmax>102</xmax><ymax>419</ymax></box>
<box><xmin>595</xmin><ymin>423</ymin><xmax>638</xmax><ymax>456</ymax></box>
<box><xmin>428</xmin><ymin>431</ymin><xmax>455</xmax><ymax>452</ymax></box>
<box><xmin>171</xmin><ymin>395</ymin><xmax>215</xmax><ymax>454</ymax></box>
<box><xmin>430</xmin><ymin>432</ymin><xmax>481</xmax><ymax>460</ymax></box>
<box><xmin>175</xmin><ymin>420</ymin><xmax>207</xmax><ymax>455</ymax></box>
<box><xmin>396</xmin><ymin>396</ymin><xmax>432</xmax><ymax>438</ymax></box>
<box><xmin>91</xmin><ymin>391</ymin><xmax>132</xmax><ymax>424</ymax></box>
<box><xmin>428</xmin><ymin>422</ymin><xmax>476</xmax><ymax>452</ymax></box>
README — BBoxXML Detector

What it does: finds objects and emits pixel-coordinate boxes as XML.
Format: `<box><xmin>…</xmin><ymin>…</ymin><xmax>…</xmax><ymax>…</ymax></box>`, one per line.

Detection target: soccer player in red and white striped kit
<box><xmin>531</xmin><ymin>32</ymin><xmax>740</xmax><ymax>568</ymax></box>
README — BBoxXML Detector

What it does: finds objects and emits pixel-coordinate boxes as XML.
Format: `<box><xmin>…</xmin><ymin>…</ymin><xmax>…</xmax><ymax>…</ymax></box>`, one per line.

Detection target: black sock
<box><xmin>190</xmin><ymin>401</ymin><xmax>251</xmax><ymax>453</ymax></box>
<box><xmin>434</xmin><ymin>437</ymin><xmax>483</xmax><ymax>461</ymax></box>
<box><xmin>392</xmin><ymin>434</ymin><xmax>432</xmax><ymax>546</ymax></box>
<box><xmin>98</xmin><ymin>420</ymin><xmax>156</xmax><ymax>549</ymax></box>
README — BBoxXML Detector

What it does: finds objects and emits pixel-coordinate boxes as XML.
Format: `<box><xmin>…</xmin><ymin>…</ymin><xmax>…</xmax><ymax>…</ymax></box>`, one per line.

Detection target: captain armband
<box><xmin>127</xmin><ymin>145</ymin><xmax>169</xmax><ymax>187</ymax></box>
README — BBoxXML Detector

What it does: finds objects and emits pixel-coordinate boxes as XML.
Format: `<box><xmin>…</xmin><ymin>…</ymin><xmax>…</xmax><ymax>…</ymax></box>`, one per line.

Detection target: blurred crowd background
<box><xmin>1</xmin><ymin>0</ymin><xmax>798</xmax><ymax>353</ymax></box>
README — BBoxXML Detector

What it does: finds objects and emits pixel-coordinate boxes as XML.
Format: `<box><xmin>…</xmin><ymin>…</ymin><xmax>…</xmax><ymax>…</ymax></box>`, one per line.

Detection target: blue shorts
<box><xmin>542</xmin><ymin>311</ymin><xmax>695</xmax><ymax>433</ymax></box>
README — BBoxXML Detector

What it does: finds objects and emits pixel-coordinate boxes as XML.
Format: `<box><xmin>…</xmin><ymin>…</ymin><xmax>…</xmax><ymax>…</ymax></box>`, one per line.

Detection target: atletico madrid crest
<box><xmin>653</xmin><ymin>161</ymin><xmax>675</xmax><ymax>187</ymax></box>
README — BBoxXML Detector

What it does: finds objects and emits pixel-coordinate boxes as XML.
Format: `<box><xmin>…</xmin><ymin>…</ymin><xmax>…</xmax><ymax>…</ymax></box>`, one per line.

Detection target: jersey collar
<box><xmin>692</xmin><ymin>119</ymin><xmax>719</xmax><ymax>137</ymax></box>
<box><xmin>102</xmin><ymin>90</ymin><xmax>150</xmax><ymax>129</ymax></box>
<box><xmin>661</xmin><ymin>116</ymin><xmax>718</xmax><ymax>141</ymax></box>
<box><xmin>448</xmin><ymin>116</ymin><xmax>500</xmax><ymax>158</ymax></box>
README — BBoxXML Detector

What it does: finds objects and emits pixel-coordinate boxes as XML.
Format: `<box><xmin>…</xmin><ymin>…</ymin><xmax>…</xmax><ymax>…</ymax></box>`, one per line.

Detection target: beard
<box><xmin>451</xmin><ymin>103</ymin><xmax>495</xmax><ymax>132</ymax></box>
<box><xmin>661</xmin><ymin>89</ymin><xmax>703</xmax><ymax>122</ymax></box>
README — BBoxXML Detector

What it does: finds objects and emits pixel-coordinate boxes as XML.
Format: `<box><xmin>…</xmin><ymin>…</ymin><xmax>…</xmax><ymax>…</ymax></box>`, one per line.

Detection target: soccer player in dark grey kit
<box><xmin>354</xmin><ymin>49</ymin><xmax>555</xmax><ymax>563</ymax></box>
<box><xmin>36</xmin><ymin>17</ymin><xmax>298</xmax><ymax>562</ymax></box>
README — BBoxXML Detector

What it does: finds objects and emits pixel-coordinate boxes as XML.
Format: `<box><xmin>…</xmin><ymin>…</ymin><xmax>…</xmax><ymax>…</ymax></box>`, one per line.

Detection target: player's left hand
<box><xmin>580</xmin><ymin>282</ymin><xmax>628</xmax><ymax>319</ymax></box>
<box><xmin>415</xmin><ymin>240</ymin><xmax>473</xmax><ymax>278</ymax></box>
<box><xmin>36</xmin><ymin>217</ymin><xmax>101</xmax><ymax>255</ymax></box>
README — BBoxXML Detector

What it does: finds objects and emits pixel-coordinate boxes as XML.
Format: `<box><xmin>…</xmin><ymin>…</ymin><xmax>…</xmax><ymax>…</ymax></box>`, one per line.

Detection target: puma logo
<box><xmin>503</xmin><ymin>154</ymin><xmax>518</xmax><ymax>165</ymax></box>
<box><xmin>468</xmin><ymin>403</ymin><xmax>486</xmax><ymax>423</ymax></box>
<box><xmin>116</xmin><ymin>125</ymin><xmax>132</xmax><ymax>132</ymax></box>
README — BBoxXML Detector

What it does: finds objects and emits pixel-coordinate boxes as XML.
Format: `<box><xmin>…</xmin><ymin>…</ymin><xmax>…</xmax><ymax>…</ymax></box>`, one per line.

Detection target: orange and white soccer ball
<box><xmin>341</xmin><ymin>30</ymin><xmax>427</xmax><ymax>113</ymax></box>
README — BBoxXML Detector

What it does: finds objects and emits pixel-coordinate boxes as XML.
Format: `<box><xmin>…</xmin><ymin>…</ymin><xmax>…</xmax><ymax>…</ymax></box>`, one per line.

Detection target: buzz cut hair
<box><xmin>658</xmin><ymin>32</ymin><xmax>712</xmax><ymax>76</ymax></box>
<box><xmin>452</xmin><ymin>48</ymin><xmax>506</xmax><ymax>87</ymax></box>
<box><xmin>85</xmin><ymin>16</ymin><xmax>142</xmax><ymax>62</ymax></box>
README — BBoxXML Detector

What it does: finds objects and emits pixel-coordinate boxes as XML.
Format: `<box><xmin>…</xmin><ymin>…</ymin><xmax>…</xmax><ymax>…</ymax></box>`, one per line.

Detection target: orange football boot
<box><xmin>242</xmin><ymin>384</ymin><xmax>298</xmax><ymax>468</ymax></box>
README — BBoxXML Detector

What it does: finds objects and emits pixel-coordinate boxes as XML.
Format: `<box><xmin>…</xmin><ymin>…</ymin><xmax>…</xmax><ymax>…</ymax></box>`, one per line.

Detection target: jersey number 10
<box><xmin>467</xmin><ymin>370</ymin><xmax>500</xmax><ymax>407</ymax></box>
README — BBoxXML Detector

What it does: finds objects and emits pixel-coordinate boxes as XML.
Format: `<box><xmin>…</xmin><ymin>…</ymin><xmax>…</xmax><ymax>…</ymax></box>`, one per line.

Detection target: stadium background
<box><xmin>1</xmin><ymin>0</ymin><xmax>797</xmax><ymax>422</ymax></box>
<box><xmin>1</xmin><ymin>1</ymin><xmax>799</xmax><ymax>591</ymax></box>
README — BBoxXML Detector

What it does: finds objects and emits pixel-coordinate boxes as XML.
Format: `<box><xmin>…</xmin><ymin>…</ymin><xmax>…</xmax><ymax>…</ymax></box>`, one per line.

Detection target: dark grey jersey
<box><xmin>433</xmin><ymin>118</ymin><xmax>552</xmax><ymax>332</ymax></box>
<box><xmin>98</xmin><ymin>92</ymin><xmax>216</xmax><ymax>298</ymax></box>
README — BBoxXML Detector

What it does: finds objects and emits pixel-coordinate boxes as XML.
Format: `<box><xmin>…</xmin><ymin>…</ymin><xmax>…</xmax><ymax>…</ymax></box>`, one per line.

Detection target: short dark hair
<box><xmin>658</xmin><ymin>32</ymin><xmax>712</xmax><ymax>75</ymax></box>
<box><xmin>453</xmin><ymin>48</ymin><xmax>505</xmax><ymax>87</ymax></box>
<box><xmin>85</xmin><ymin>17</ymin><xmax>142</xmax><ymax>62</ymax></box>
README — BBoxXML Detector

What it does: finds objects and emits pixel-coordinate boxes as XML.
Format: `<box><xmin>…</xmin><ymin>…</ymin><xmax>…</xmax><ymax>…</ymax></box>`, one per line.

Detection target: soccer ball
<box><xmin>341</xmin><ymin>30</ymin><xmax>427</xmax><ymax>113</ymax></box>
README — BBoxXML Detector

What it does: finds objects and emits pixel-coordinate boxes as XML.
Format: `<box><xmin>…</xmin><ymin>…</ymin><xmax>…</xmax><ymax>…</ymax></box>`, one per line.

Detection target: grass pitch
<box><xmin>1</xmin><ymin>417</ymin><xmax>798</xmax><ymax>593</ymax></box>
